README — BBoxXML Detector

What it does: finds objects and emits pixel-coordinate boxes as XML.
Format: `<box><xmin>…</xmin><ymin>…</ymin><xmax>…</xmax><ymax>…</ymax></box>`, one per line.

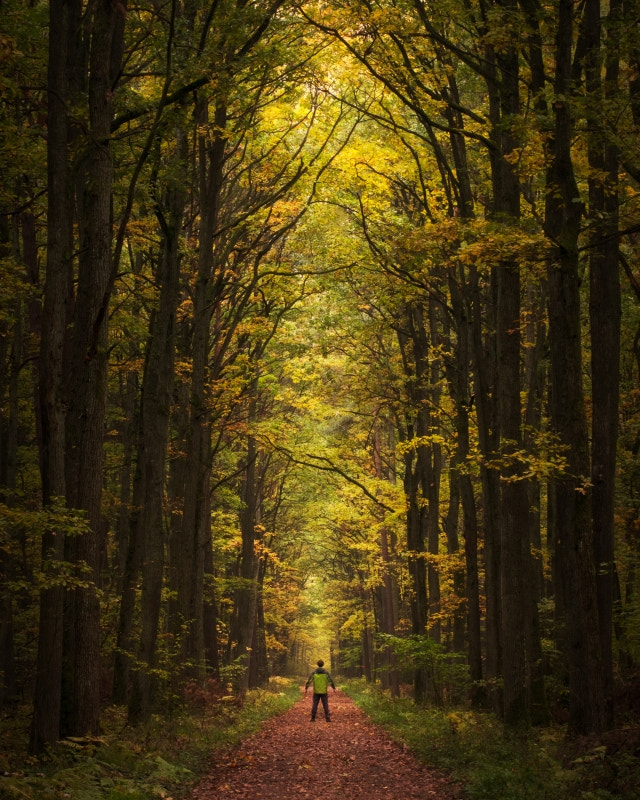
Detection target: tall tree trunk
<box><xmin>0</xmin><ymin>335</ymin><xmax>17</xmax><ymax>710</ymax></box>
<box><xmin>523</xmin><ymin>281</ymin><xmax>549</xmax><ymax>725</ymax></box>
<box><xmin>203</xmin><ymin>532</ymin><xmax>220</xmax><ymax>678</ymax></box>
<box><xmin>176</xmin><ymin>99</ymin><xmax>227</xmax><ymax>672</ymax></box>
<box><xmin>127</xmin><ymin>134</ymin><xmax>186</xmax><ymax>723</ymax></box>
<box><xmin>442</xmin><ymin>76</ymin><xmax>484</xmax><ymax>704</ymax></box>
<box><xmin>497</xmin><ymin>247</ymin><xmax>530</xmax><ymax>726</ymax></box>
<box><xmin>167</xmin><ymin>378</ymin><xmax>189</xmax><ymax>641</ymax></box>
<box><xmin>586</xmin><ymin>0</ymin><xmax>621</xmax><ymax>730</ymax></box>
<box><xmin>488</xmin><ymin>24</ymin><xmax>533</xmax><ymax>725</ymax></box>
<box><xmin>545</xmin><ymin>0</ymin><xmax>605</xmax><ymax>735</ymax></box>
<box><xmin>426</xmin><ymin>298</ymin><xmax>443</xmax><ymax>645</ymax></box>
<box><xmin>379</xmin><ymin>525</ymin><xmax>400</xmax><ymax>694</ymax></box>
<box><xmin>61</xmin><ymin>0</ymin><xmax>127</xmax><ymax>738</ymax></box>
<box><xmin>469</xmin><ymin>260</ymin><xmax>502</xmax><ymax>714</ymax></box>
<box><xmin>233</xmin><ymin>426</ymin><xmax>262</xmax><ymax>693</ymax></box>
<box><xmin>30</xmin><ymin>0</ymin><xmax>78</xmax><ymax>753</ymax></box>
<box><xmin>113</xmin><ymin>471</ymin><xmax>143</xmax><ymax>706</ymax></box>
<box><xmin>0</xmin><ymin>211</ymin><xmax>34</xmax><ymax>710</ymax></box>
<box><xmin>249</xmin><ymin>556</ymin><xmax>269</xmax><ymax>688</ymax></box>
<box><xmin>373</xmin><ymin>421</ymin><xmax>399</xmax><ymax>696</ymax></box>
<box><xmin>398</xmin><ymin>303</ymin><xmax>432</xmax><ymax>702</ymax></box>
<box><xmin>111</xmin><ymin>367</ymin><xmax>139</xmax><ymax>705</ymax></box>
<box><xmin>398</xmin><ymin>304</ymin><xmax>429</xmax><ymax>703</ymax></box>
<box><xmin>446</xmin><ymin>271</ymin><xmax>484</xmax><ymax>705</ymax></box>
<box><xmin>112</xmin><ymin>251</ymin><xmax>143</xmax><ymax>706</ymax></box>
<box><xmin>361</xmin><ymin>611</ymin><xmax>374</xmax><ymax>683</ymax></box>
<box><xmin>443</xmin><ymin>471</ymin><xmax>466</xmax><ymax>654</ymax></box>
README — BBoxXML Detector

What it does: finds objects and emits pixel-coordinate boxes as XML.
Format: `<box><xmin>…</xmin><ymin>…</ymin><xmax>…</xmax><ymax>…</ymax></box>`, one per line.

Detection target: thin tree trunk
<box><xmin>203</xmin><ymin>533</ymin><xmax>220</xmax><ymax>678</ymax></box>
<box><xmin>523</xmin><ymin>282</ymin><xmax>549</xmax><ymax>725</ymax></box>
<box><xmin>0</xmin><ymin>212</ymin><xmax>32</xmax><ymax>710</ymax></box>
<box><xmin>112</xmin><ymin>366</ymin><xmax>140</xmax><ymax>705</ymax></box>
<box><xmin>373</xmin><ymin>421</ymin><xmax>399</xmax><ymax>696</ymax></box>
<box><xmin>398</xmin><ymin>304</ymin><xmax>432</xmax><ymax>702</ymax></box>
<box><xmin>250</xmin><ymin>557</ymin><xmax>269</xmax><ymax>688</ymax></box>
<box><xmin>469</xmin><ymin>260</ymin><xmax>502</xmax><ymax>714</ymax></box>
<box><xmin>442</xmin><ymin>77</ymin><xmax>484</xmax><ymax>705</ymax></box>
<box><xmin>233</xmin><ymin>426</ymin><xmax>262</xmax><ymax>693</ymax></box>
<box><xmin>444</xmin><ymin>275</ymin><xmax>483</xmax><ymax>700</ymax></box>
<box><xmin>426</xmin><ymin>298</ymin><xmax>443</xmax><ymax>645</ymax></box>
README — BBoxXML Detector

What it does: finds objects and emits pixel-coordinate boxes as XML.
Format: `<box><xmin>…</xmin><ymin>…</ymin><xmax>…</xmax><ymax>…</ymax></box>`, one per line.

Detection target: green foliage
<box><xmin>0</xmin><ymin>680</ymin><xmax>300</xmax><ymax>800</ymax></box>
<box><xmin>219</xmin><ymin>656</ymin><xmax>251</xmax><ymax>692</ymax></box>
<box><xmin>343</xmin><ymin>681</ymin><xmax>640</xmax><ymax>800</ymax></box>
<box><xmin>377</xmin><ymin>634</ymin><xmax>470</xmax><ymax>705</ymax></box>
<box><xmin>4</xmin><ymin>0</ymin><xmax>640</xmax><ymax>765</ymax></box>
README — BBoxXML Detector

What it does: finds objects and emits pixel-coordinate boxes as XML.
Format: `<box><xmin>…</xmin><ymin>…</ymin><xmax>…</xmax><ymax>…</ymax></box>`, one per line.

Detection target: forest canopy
<box><xmin>1</xmin><ymin>0</ymin><xmax>640</xmax><ymax>754</ymax></box>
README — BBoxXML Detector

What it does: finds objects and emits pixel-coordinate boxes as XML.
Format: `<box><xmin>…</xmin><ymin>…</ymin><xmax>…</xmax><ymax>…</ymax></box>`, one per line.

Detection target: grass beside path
<box><xmin>342</xmin><ymin>679</ymin><xmax>640</xmax><ymax>800</ymax></box>
<box><xmin>0</xmin><ymin>678</ymin><xmax>301</xmax><ymax>800</ymax></box>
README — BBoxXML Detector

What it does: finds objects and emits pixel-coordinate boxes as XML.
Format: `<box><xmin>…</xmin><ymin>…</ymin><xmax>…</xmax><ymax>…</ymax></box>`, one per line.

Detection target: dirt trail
<box><xmin>190</xmin><ymin>690</ymin><xmax>462</xmax><ymax>800</ymax></box>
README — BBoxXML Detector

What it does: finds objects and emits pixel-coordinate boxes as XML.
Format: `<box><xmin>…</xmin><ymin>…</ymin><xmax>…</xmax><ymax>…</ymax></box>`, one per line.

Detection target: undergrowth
<box><xmin>0</xmin><ymin>677</ymin><xmax>300</xmax><ymax>800</ymax></box>
<box><xmin>343</xmin><ymin>680</ymin><xmax>640</xmax><ymax>800</ymax></box>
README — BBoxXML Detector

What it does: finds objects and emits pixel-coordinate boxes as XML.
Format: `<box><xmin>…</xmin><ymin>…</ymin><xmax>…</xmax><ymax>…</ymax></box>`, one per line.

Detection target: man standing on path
<box><xmin>305</xmin><ymin>659</ymin><xmax>336</xmax><ymax>722</ymax></box>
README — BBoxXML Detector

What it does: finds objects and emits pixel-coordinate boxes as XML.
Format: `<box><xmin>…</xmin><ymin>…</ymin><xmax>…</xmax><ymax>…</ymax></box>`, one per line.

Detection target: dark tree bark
<box><xmin>203</xmin><ymin>533</ymin><xmax>220</xmax><ymax>678</ymax></box>
<box><xmin>426</xmin><ymin>298</ymin><xmax>443</xmax><ymax>645</ymax></box>
<box><xmin>446</xmin><ymin>269</ymin><xmax>485</xmax><ymax>706</ymax></box>
<box><xmin>111</xmin><ymin>365</ymin><xmax>139</xmax><ymax>705</ymax></box>
<box><xmin>30</xmin><ymin>0</ymin><xmax>78</xmax><ymax>753</ymax></box>
<box><xmin>0</xmin><ymin>210</ymin><xmax>35</xmax><ymax>710</ymax></box>
<box><xmin>487</xmin><ymin>21</ymin><xmax>532</xmax><ymax>726</ymax></box>
<box><xmin>441</xmin><ymin>74</ymin><xmax>484</xmax><ymax>705</ymax></box>
<box><xmin>0</xmin><ymin>340</ymin><xmax>17</xmax><ymax>711</ymax></box>
<box><xmin>373</xmin><ymin>422</ymin><xmax>399</xmax><ymax>696</ymax></box>
<box><xmin>522</xmin><ymin>279</ymin><xmax>550</xmax><ymax>726</ymax></box>
<box><xmin>545</xmin><ymin>0</ymin><xmax>605</xmax><ymax>735</ymax></box>
<box><xmin>59</xmin><ymin>0</ymin><xmax>127</xmax><ymax>738</ymax></box>
<box><xmin>397</xmin><ymin>303</ymin><xmax>432</xmax><ymax>702</ymax></box>
<box><xmin>113</xmin><ymin>471</ymin><xmax>143</xmax><ymax>707</ymax></box>
<box><xmin>249</xmin><ymin>556</ymin><xmax>270</xmax><ymax>688</ymax></box>
<box><xmin>232</xmin><ymin>425</ymin><xmax>262</xmax><ymax>693</ymax></box>
<box><xmin>127</xmin><ymin>132</ymin><xmax>187</xmax><ymax>723</ymax></box>
<box><xmin>469</xmin><ymin>260</ymin><xmax>502</xmax><ymax>714</ymax></box>
<box><xmin>174</xmin><ymin>97</ymin><xmax>227</xmax><ymax>673</ymax></box>
<box><xmin>586</xmin><ymin>0</ymin><xmax>621</xmax><ymax>730</ymax></box>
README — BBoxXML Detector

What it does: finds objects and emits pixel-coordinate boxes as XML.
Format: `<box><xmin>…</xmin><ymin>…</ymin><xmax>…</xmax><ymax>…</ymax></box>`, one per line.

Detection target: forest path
<box><xmin>189</xmin><ymin>689</ymin><xmax>463</xmax><ymax>800</ymax></box>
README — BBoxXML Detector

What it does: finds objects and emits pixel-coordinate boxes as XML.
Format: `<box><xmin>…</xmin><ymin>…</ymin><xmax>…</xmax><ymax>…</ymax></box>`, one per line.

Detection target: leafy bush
<box><xmin>342</xmin><ymin>680</ymin><xmax>640</xmax><ymax>800</ymax></box>
<box><xmin>0</xmin><ymin>679</ymin><xmax>300</xmax><ymax>800</ymax></box>
<box><xmin>377</xmin><ymin>633</ymin><xmax>471</xmax><ymax>706</ymax></box>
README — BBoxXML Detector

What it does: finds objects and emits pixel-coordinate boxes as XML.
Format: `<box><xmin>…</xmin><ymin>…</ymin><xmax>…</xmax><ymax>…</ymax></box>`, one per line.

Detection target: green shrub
<box><xmin>376</xmin><ymin>634</ymin><xmax>471</xmax><ymax>706</ymax></box>
<box><xmin>0</xmin><ymin>678</ymin><xmax>300</xmax><ymax>800</ymax></box>
<box><xmin>343</xmin><ymin>680</ymin><xmax>640</xmax><ymax>800</ymax></box>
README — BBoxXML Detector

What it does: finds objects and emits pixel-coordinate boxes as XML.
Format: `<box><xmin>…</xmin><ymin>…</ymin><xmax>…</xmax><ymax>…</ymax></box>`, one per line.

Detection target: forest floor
<box><xmin>189</xmin><ymin>689</ymin><xmax>464</xmax><ymax>800</ymax></box>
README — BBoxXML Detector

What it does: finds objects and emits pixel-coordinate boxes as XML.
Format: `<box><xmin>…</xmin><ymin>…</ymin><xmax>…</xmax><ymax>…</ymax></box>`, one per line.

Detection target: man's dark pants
<box><xmin>311</xmin><ymin>692</ymin><xmax>330</xmax><ymax>721</ymax></box>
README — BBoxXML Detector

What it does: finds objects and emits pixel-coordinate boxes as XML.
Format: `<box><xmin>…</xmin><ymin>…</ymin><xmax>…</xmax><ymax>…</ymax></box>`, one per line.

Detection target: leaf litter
<box><xmin>190</xmin><ymin>690</ymin><xmax>463</xmax><ymax>800</ymax></box>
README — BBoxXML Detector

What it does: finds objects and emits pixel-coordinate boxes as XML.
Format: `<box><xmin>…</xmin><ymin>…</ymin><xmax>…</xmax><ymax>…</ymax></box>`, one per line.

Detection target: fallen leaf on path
<box><xmin>187</xmin><ymin>692</ymin><xmax>463</xmax><ymax>800</ymax></box>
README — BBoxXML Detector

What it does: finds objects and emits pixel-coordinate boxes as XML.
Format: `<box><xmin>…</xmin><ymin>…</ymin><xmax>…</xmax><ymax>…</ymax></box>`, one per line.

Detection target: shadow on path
<box><xmin>190</xmin><ymin>689</ymin><xmax>463</xmax><ymax>800</ymax></box>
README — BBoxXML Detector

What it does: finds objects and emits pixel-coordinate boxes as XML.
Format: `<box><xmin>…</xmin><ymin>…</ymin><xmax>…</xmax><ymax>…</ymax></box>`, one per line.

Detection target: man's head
<box><xmin>317</xmin><ymin>659</ymin><xmax>324</xmax><ymax>667</ymax></box>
